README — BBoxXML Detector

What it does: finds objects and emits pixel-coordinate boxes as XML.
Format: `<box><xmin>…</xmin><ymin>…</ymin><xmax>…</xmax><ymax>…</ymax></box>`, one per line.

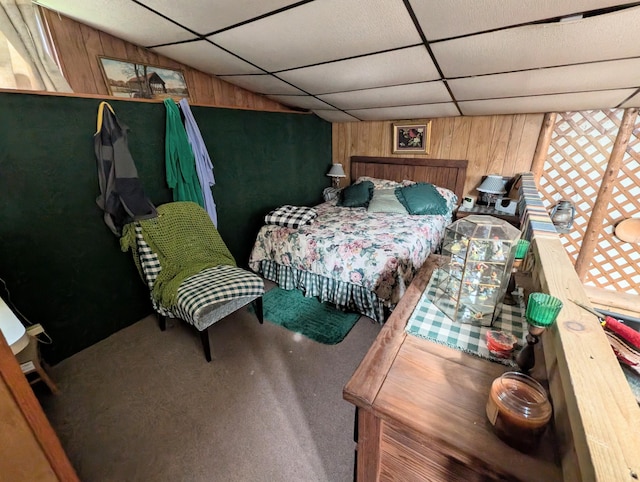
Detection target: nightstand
<box><xmin>456</xmin><ymin>205</ymin><xmax>520</xmax><ymax>227</ymax></box>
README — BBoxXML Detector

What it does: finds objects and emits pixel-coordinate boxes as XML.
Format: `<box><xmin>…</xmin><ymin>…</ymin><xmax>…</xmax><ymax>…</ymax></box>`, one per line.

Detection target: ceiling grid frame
<box><xmin>34</xmin><ymin>0</ymin><xmax>640</xmax><ymax>121</ymax></box>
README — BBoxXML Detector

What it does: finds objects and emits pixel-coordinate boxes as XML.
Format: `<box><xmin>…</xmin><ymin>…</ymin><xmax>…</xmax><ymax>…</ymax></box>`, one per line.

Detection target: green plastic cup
<box><xmin>515</xmin><ymin>239</ymin><xmax>530</xmax><ymax>259</ymax></box>
<box><xmin>525</xmin><ymin>292</ymin><xmax>563</xmax><ymax>327</ymax></box>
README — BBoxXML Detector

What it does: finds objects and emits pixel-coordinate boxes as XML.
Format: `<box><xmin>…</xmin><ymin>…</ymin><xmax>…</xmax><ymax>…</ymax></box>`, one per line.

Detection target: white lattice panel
<box><xmin>539</xmin><ymin>110</ymin><xmax>640</xmax><ymax>295</ymax></box>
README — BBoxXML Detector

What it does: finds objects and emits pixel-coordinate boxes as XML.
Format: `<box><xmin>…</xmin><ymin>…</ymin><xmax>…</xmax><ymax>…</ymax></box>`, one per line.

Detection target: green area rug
<box><xmin>262</xmin><ymin>288</ymin><xmax>360</xmax><ymax>344</ymax></box>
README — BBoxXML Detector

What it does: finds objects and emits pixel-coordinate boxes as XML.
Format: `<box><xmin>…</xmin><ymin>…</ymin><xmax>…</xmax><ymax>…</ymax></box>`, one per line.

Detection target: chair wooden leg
<box><xmin>254</xmin><ymin>297</ymin><xmax>264</xmax><ymax>324</ymax></box>
<box><xmin>200</xmin><ymin>329</ymin><xmax>212</xmax><ymax>362</ymax></box>
<box><xmin>158</xmin><ymin>315</ymin><xmax>166</xmax><ymax>331</ymax></box>
<box><xmin>35</xmin><ymin>365</ymin><xmax>60</xmax><ymax>395</ymax></box>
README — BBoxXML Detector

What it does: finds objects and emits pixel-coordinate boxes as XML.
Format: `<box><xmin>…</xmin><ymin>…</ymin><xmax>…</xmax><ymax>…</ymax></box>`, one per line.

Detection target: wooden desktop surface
<box><xmin>344</xmin><ymin>255</ymin><xmax>562</xmax><ymax>481</ymax></box>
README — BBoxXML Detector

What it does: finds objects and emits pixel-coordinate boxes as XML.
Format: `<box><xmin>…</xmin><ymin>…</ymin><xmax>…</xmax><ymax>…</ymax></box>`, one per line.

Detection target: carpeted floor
<box><xmin>39</xmin><ymin>290</ymin><xmax>380</xmax><ymax>482</ymax></box>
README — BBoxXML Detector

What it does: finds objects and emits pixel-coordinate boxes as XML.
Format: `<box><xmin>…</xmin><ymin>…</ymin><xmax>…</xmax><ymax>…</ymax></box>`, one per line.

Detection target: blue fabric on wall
<box><xmin>179</xmin><ymin>98</ymin><xmax>218</xmax><ymax>227</ymax></box>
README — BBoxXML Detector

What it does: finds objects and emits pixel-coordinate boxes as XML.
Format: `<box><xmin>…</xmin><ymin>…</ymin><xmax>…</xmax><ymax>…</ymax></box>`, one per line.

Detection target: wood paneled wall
<box><xmin>333</xmin><ymin>114</ymin><xmax>544</xmax><ymax>197</ymax></box>
<box><xmin>42</xmin><ymin>7</ymin><xmax>542</xmax><ymax>195</ymax></box>
<box><xmin>41</xmin><ymin>8</ymin><xmax>293</xmax><ymax>112</ymax></box>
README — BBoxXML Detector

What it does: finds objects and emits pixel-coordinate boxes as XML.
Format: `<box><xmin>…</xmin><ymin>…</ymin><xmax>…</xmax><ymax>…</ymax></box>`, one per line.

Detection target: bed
<box><xmin>249</xmin><ymin>156</ymin><xmax>468</xmax><ymax>322</ymax></box>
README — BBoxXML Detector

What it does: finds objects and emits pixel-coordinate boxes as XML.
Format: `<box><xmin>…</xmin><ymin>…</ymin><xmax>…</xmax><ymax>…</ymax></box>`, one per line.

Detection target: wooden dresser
<box><xmin>343</xmin><ymin>255</ymin><xmax>562</xmax><ymax>481</ymax></box>
<box><xmin>0</xmin><ymin>331</ymin><xmax>78</xmax><ymax>481</ymax></box>
<box><xmin>346</xmin><ymin>173</ymin><xmax>640</xmax><ymax>481</ymax></box>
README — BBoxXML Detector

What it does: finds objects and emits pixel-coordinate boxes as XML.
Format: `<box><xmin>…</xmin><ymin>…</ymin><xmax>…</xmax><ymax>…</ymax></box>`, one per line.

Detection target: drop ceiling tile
<box><xmin>318</xmin><ymin>82</ymin><xmax>451</xmax><ymax>110</ymax></box>
<box><xmin>313</xmin><ymin>110</ymin><xmax>360</xmax><ymax>123</ymax></box>
<box><xmin>153</xmin><ymin>41</ymin><xmax>261</xmax><ymax>75</ymax></box>
<box><xmin>620</xmin><ymin>91</ymin><xmax>640</xmax><ymax>107</ymax></box>
<box><xmin>278</xmin><ymin>46</ymin><xmax>439</xmax><ymax>95</ymax></box>
<box><xmin>449</xmin><ymin>58</ymin><xmax>640</xmax><ymax>101</ymax></box>
<box><xmin>220</xmin><ymin>75</ymin><xmax>305</xmax><ymax>95</ymax></box>
<box><xmin>38</xmin><ymin>0</ymin><xmax>194</xmax><ymax>46</ymax></box>
<box><xmin>410</xmin><ymin>0</ymin><xmax>629</xmax><ymax>41</ymax></box>
<box><xmin>139</xmin><ymin>0</ymin><xmax>301</xmax><ymax>34</ymax></box>
<box><xmin>210</xmin><ymin>0</ymin><xmax>421</xmax><ymax>72</ymax></box>
<box><xmin>347</xmin><ymin>103</ymin><xmax>460</xmax><ymax>121</ymax></box>
<box><xmin>266</xmin><ymin>95</ymin><xmax>335</xmax><ymax>110</ymax></box>
<box><xmin>459</xmin><ymin>90</ymin><xmax>636</xmax><ymax>115</ymax></box>
<box><xmin>432</xmin><ymin>6</ymin><xmax>640</xmax><ymax>77</ymax></box>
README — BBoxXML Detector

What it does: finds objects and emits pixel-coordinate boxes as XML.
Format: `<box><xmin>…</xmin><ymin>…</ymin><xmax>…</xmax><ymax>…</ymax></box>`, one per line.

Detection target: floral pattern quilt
<box><xmin>249</xmin><ymin>200</ymin><xmax>451</xmax><ymax>307</ymax></box>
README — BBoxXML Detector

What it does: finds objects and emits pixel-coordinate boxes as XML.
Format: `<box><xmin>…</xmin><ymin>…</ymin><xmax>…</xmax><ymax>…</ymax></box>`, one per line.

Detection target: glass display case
<box><xmin>433</xmin><ymin>215</ymin><xmax>521</xmax><ymax>326</ymax></box>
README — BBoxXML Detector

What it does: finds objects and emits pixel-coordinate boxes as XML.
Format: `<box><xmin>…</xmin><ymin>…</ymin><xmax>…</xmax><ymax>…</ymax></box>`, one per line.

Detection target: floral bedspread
<box><xmin>249</xmin><ymin>200</ymin><xmax>451</xmax><ymax>308</ymax></box>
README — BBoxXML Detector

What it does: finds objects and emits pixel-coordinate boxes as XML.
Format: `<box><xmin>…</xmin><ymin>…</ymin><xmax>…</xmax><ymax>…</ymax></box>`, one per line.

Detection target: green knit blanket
<box><xmin>121</xmin><ymin>201</ymin><xmax>236</xmax><ymax>308</ymax></box>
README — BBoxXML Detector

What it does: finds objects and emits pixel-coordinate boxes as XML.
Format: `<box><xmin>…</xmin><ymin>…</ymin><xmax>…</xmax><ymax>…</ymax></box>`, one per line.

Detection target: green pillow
<box><xmin>395</xmin><ymin>183</ymin><xmax>449</xmax><ymax>215</ymax></box>
<box><xmin>367</xmin><ymin>189</ymin><xmax>408</xmax><ymax>214</ymax></box>
<box><xmin>338</xmin><ymin>181</ymin><xmax>374</xmax><ymax>208</ymax></box>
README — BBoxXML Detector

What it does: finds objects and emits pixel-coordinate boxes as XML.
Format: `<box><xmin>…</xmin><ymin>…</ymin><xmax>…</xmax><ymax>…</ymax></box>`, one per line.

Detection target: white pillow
<box><xmin>356</xmin><ymin>176</ymin><xmax>403</xmax><ymax>190</ymax></box>
<box><xmin>359</xmin><ymin>176</ymin><xmax>458</xmax><ymax>211</ymax></box>
<box><xmin>367</xmin><ymin>189</ymin><xmax>408</xmax><ymax>214</ymax></box>
<box><xmin>435</xmin><ymin>186</ymin><xmax>458</xmax><ymax>212</ymax></box>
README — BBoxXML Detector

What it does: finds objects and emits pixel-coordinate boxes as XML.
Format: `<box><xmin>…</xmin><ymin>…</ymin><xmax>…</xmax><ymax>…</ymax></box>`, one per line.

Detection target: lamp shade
<box><xmin>0</xmin><ymin>297</ymin><xmax>28</xmax><ymax>354</ymax></box>
<box><xmin>327</xmin><ymin>163</ymin><xmax>346</xmax><ymax>178</ymax></box>
<box><xmin>477</xmin><ymin>175</ymin><xmax>506</xmax><ymax>194</ymax></box>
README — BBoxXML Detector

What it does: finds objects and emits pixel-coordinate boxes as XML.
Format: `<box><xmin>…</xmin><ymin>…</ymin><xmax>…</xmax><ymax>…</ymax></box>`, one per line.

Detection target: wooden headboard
<box><xmin>350</xmin><ymin>156</ymin><xmax>468</xmax><ymax>205</ymax></box>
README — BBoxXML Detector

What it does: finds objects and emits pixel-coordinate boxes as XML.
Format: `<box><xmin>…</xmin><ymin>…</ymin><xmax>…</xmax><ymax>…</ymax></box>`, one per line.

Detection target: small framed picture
<box><xmin>99</xmin><ymin>56</ymin><xmax>190</xmax><ymax>101</ymax></box>
<box><xmin>392</xmin><ymin>121</ymin><xmax>431</xmax><ymax>154</ymax></box>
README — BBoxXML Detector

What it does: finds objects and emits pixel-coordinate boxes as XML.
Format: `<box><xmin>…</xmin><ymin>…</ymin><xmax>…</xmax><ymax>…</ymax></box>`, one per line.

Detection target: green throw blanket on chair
<box><xmin>121</xmin><ymin>201</ymin><xmax>236</xmax><ymax>308</ymax></box>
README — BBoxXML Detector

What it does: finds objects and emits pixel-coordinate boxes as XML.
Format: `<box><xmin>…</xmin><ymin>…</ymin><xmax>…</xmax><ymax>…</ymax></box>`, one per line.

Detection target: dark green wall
<box><xmin>0</xmin><ymin>92</ymin><xmax>331</xmax><ymax>363</ymax></box>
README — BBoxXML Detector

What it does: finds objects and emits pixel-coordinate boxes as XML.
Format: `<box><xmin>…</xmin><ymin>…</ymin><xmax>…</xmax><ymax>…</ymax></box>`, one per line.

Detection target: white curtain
<box><xmin>0</xmin><ymin>0</ymin><xmax>71</xmax><ymax>92</ymax></box>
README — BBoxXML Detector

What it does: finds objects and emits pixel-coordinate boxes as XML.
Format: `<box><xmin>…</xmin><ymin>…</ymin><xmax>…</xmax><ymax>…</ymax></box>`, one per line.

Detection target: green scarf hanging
<box><xmin>164</xmin><ymin>99</ymin><xmax>204</xmax><ymax>207</ymax></box>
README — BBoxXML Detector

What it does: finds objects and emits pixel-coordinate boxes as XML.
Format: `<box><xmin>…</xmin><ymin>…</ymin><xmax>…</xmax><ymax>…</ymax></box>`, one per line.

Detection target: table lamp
<box><xmin>0</xmin><ymin>297</ymin><xmax>29</xmax><ymax>355</ymax></box>
<box><xmin>327</xmin><ymin>163</ymin><xmax>346</xmax><ymax>188</ymax></box>
<box><xmin>476</xmin><ymin>175</ymin><xmax>506</xmax><ymax>207</ymax></box>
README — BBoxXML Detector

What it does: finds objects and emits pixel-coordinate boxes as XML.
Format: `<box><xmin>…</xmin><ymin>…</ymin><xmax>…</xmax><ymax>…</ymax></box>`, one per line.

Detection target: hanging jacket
<box><xmin>94</xmin><ymin>101</ymin><xmax>157</xmax><ymax>236</ymax></box>
<box><xmin>164</xmin><ymin>98</ymin><xmax>204</xmax><ymax>207</ymax></box>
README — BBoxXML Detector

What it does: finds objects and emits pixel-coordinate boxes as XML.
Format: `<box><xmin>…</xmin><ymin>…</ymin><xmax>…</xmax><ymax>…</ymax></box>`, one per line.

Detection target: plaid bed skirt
<box><xmin>256</xmin><ymin>260</ymin><xmax>385</xmax><ymax>322</ymax></box>
<box><xmin>406</xmin><ymin>268</ymin><xmax>527</xmax><ymax>366</ymax></box>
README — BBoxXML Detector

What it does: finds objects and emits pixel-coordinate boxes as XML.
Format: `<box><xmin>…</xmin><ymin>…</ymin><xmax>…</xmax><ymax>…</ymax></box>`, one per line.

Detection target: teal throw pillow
<box><xmin>395</xmin><ymin>183</ymin><xmax>449</xmax><ymax>215</ymax></box>
<box><xmin>337</xmin><ymin>181</ymin><xmax>374</xmax><ymax>208</ymax></box>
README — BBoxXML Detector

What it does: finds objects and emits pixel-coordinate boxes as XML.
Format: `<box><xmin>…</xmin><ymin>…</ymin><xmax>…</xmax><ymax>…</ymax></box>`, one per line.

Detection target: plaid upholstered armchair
<box><xmin>121</xmin><ymin>202</ymin><xmax>264</xmax><ymax>362</ymax></box>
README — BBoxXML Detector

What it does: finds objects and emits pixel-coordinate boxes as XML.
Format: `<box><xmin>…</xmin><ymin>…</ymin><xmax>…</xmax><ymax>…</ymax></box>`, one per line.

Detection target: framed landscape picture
<box><xmin>99</xmin><ymin>56</ymin><xmax>190</xmax><ymax>101</ymax></box>
<box><xmin>392</xmin><ymin>121</ymin><xmax>431</xmax><ymax>154</ymax></box>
